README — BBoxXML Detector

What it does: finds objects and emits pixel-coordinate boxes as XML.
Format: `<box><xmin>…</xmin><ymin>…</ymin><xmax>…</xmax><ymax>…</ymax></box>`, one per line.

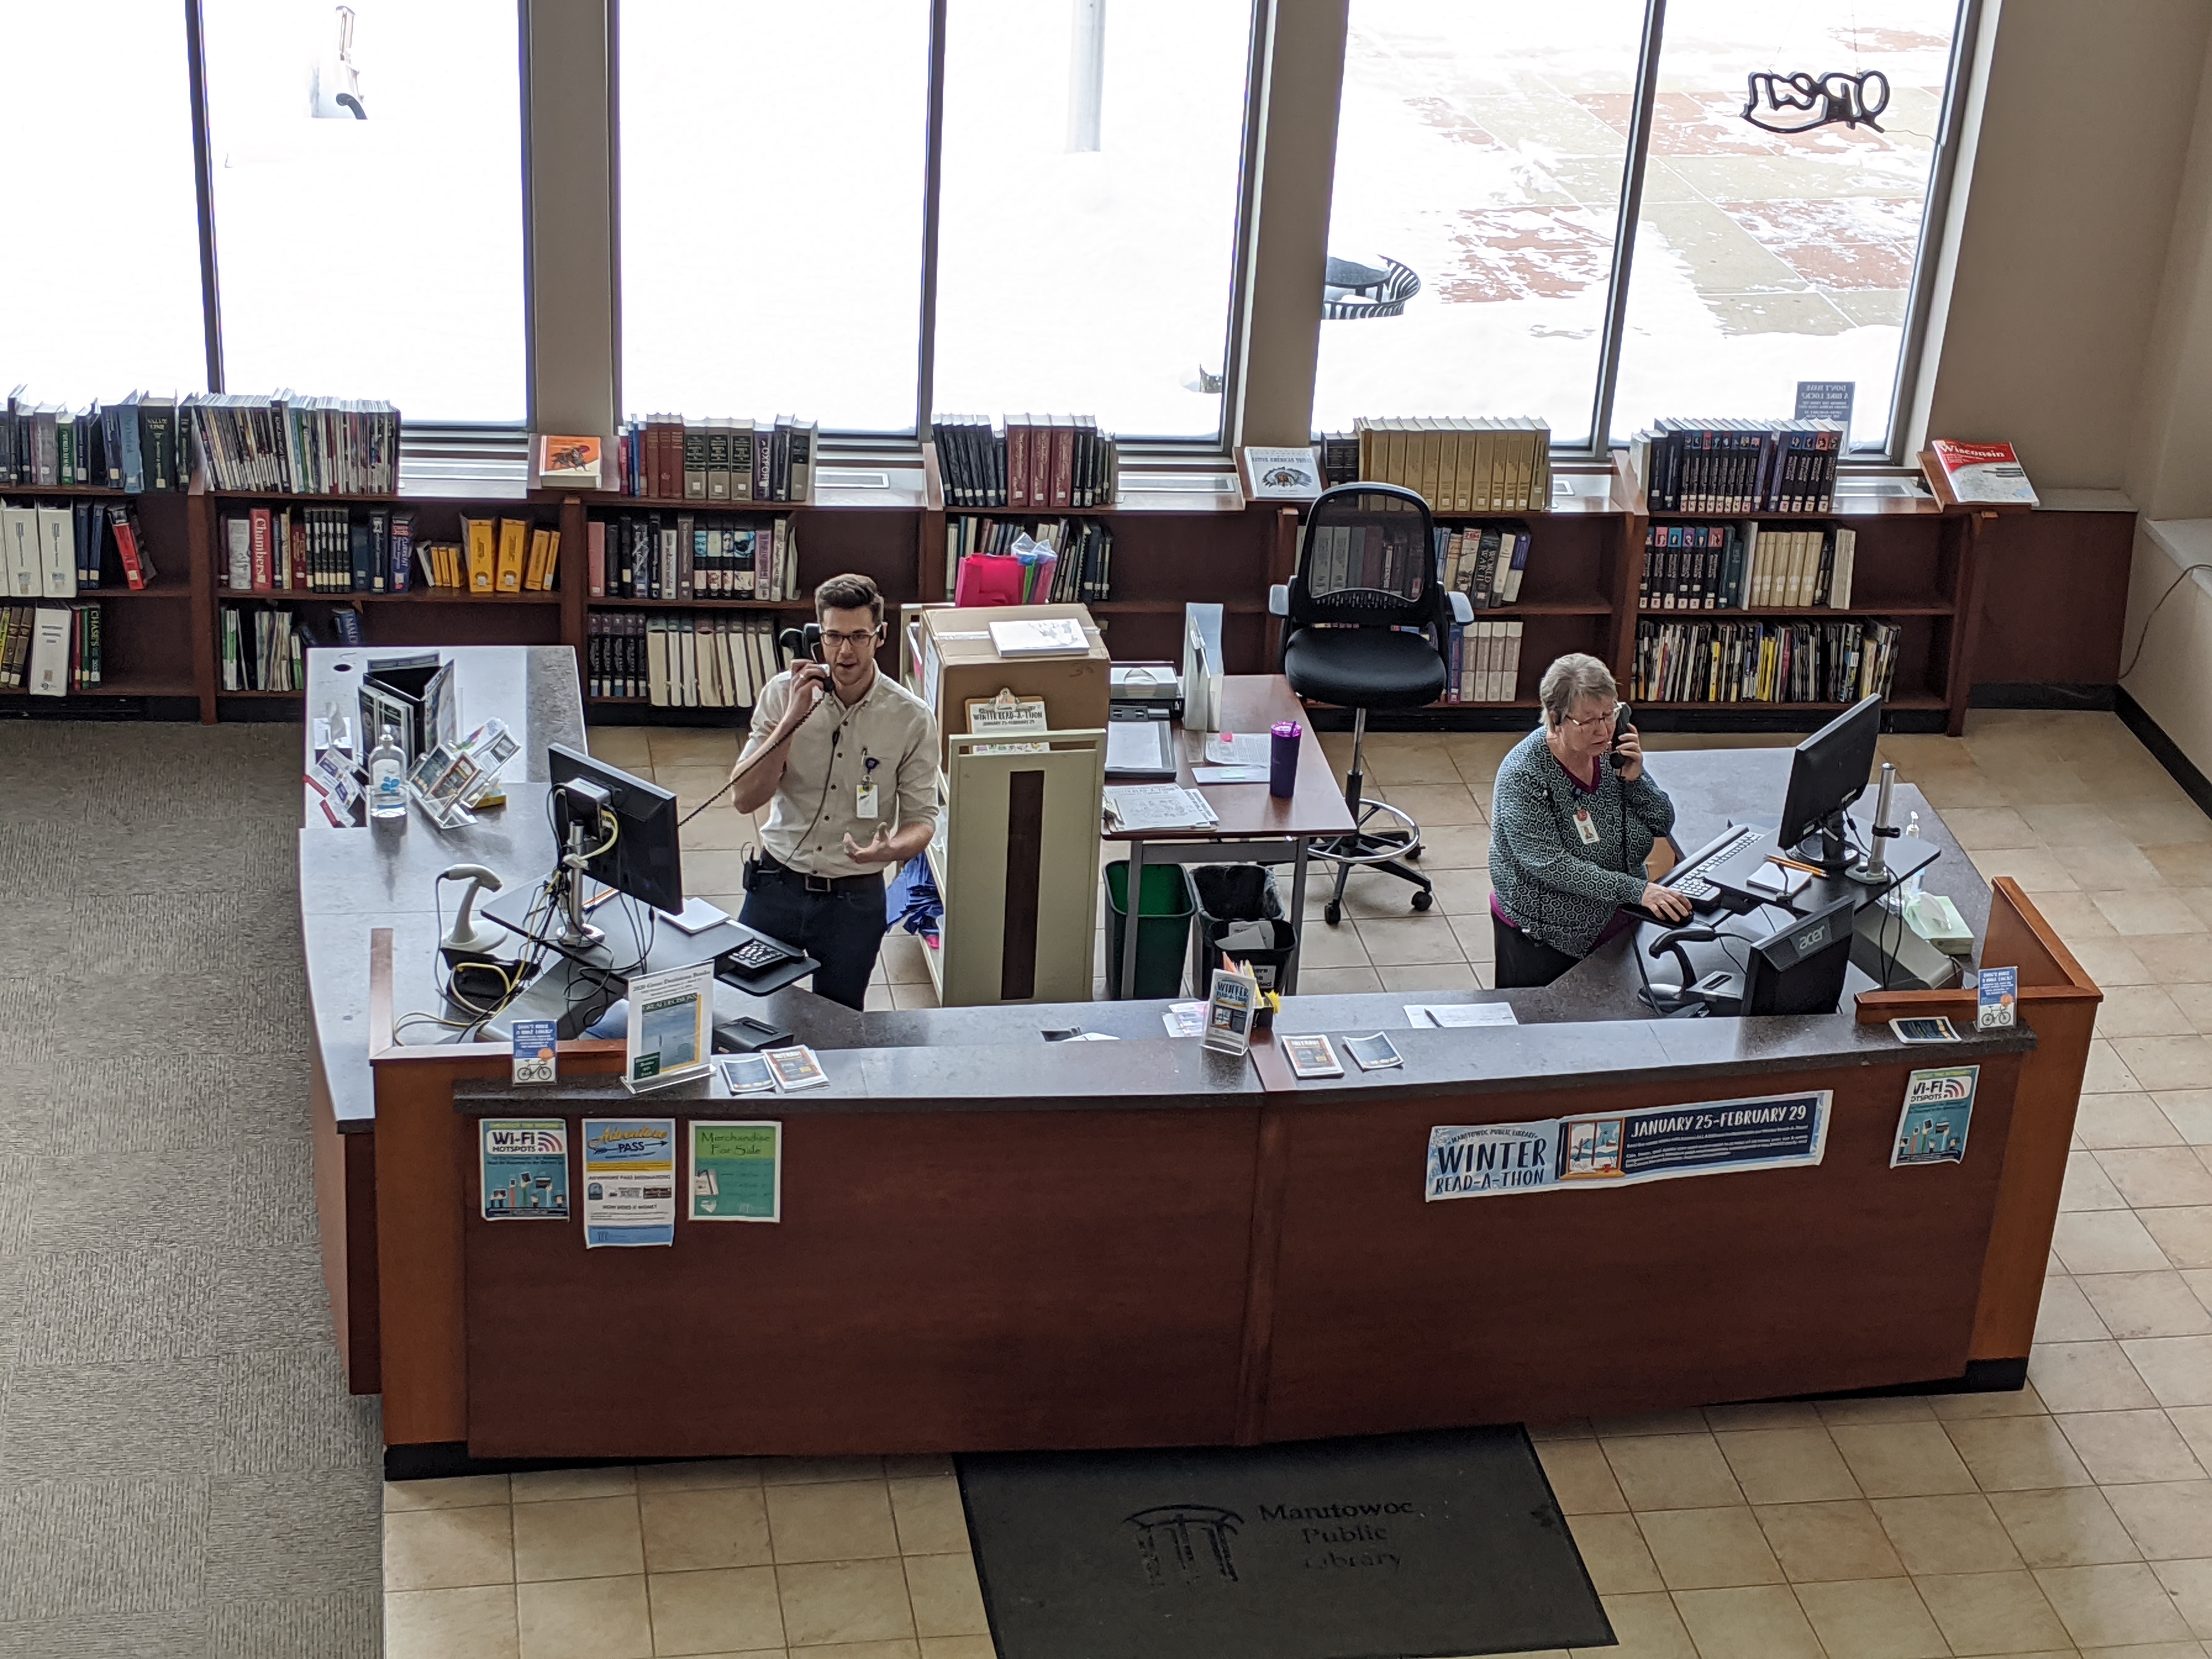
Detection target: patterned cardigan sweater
<box><xmin>1487</xmin><ymin>726</ymin><xmax>1677</xmax><ymax>956</ymax></box>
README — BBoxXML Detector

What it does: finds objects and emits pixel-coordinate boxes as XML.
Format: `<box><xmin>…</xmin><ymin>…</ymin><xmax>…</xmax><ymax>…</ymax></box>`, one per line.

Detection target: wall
<box><xmin>1920</xmin><ymin>0</ymin><xmax>2212</xmax><ymax>489</ymax></box>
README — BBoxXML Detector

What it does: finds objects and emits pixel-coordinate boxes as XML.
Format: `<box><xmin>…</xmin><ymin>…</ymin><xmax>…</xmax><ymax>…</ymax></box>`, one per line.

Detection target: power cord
<box><xmin>2119</xmin><ymin>562</ymin><xmax>2212</xmax><ymax>682</ymax></box>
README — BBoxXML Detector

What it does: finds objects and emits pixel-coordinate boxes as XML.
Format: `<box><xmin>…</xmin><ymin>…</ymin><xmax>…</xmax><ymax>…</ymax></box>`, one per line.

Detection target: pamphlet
<box><xmin>623</xmin><ymin>961</ymin><xmax>714</xmax><ymax>1092</ymax></box>
<box><xmin>580</xmin><ymin>1118</ymin><xmax>676</xmax><ymax>1246</ymax></box>
<box><xmin>689</xmin><ymin>1120</ymin><xmax>782</xmax><ymax>1222</ymax></box>
<box><xmin>1240</xmin><ymin>445</ymin><xmax>1324</xmax><ymax>501</ymax></box>
<box><xmin>1201</xmin><ymin>968</ymin><xmax>1258</xmax><ymax>1057</ymax></box>
<box><xmin>1103</xmin><ymin>785</ymin><xmax>1219</xmax><ymax>832</ymax></box>
<box><xmin>1406</xmin><ymin>1003</ymin><xmax>1518</xmax><ymax>1028</ymax></box>
<box><xmin>1204</xmin><ymin>732</ymin><xmax>1272</xmax><ymax>766</ymax></box>
<box><xmin>1928</xmin><ymin>439</ymin><xmax>2039</xmax><ymax>507</ymax></box>
<box><xmin>989</xmin><ymin>618</ymin><xmax>1088</xmax><ymax>656</ymax></box>
<box><xmin>1164</xmin><ymin>1002</ymin><xmax>1207</xmax><ymax>1038</ymax></box>
<box><xmin>1889</xmin><ymin>1016</ymin><xmax>1960</xmax><ymax>1045</ymax></box>
<box><xmin>1282</xmin><ymin>1033</ymin><xmax>1344</xmax><ymax>1079</ymax></box>
<box><xmin>1893</xmin><ymin>1066</ymin><xmax>1978</xmax><ymax>1167</ymax></box>
<box><xmin>1977</xmin><ymin>966</ymin><xmax>2017</xmax><ymax>1030</ymax></box>
<box><xmin>717</xmin><ymin>1054</ymin><xmax>776</xmax><ymax>1094</ymax></box>
<box><xmin>1344</xmin><ymin>1032</ymin><xmax>1404</xmax><ymax>1071</ymax></box>
<box><xmin>510</xmin><ymin>1020</ymin><xmax>557</xmax><ymax>1085</ymax></box>
<box><xmin>764</xmin><ymin>1045</ymin><xmax>830</xmax><ymax>1091</ymax></box>
<box><xmin>480</xmin><ymin>1119</ymin><xmax>569</xmax><ymax>1221</ymax></box>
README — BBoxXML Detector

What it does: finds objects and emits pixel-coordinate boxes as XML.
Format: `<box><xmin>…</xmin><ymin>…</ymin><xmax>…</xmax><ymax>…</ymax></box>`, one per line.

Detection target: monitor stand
<box><xmin>1791</xmin><ymin>810</ymin><xmax>1858</xmax><ymax>878</ymax></box>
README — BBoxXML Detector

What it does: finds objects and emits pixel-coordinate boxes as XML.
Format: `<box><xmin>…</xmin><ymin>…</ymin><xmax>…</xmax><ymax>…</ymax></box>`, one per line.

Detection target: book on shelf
<box><xmin>407</xmin><ymin>521</ymin><xmax>558</xmax><ymax>593</ymax></box>
<box><xmin>219</xmin><ymin>506</ymin><xmax>462</xmax><ymax>595</ymax></box>
<box><xmin>942</xmin><ymin>515</ymin><xmax>1113</xmax><ymax>603</ymax></box>
<box><xmin>930</xmin><ymin>415</ymin><xmax>1120</xmax><ymax>510</ymax></box>
<box><xmin>1633</xmin><ymin>618</ymin><xmax>1901</xmax><ymax>705</ymax></box>
<box><xmin>2</xmin><ymin>603</ymin><xmax>99</xmax><ymax>693</ymax></box>
<box><xmin>1637</xmin><ymin>521</ymin><xmax>1856</xmax><ymax>611</ymax></box>
<box><xmin>0</xmin><ymin>499</ymin><xmax>156</xmax><ymax>595</ymax></box>
<box><xmin>1238</xmin><ymin>445</ymin><xmax>1323</xmax><ymax>501</ymax></box>
<box><xmin>587</xmin><ymin>511</ymin><xmax>798</xmax><ymax>601</ymax></box>
<box><xmin>1353</xmin><ymin>416</ymin><xmax>1551</xmax><ymax>513</ymax></box>
<box><xmin>218</xmin><ymin>602</ymin><xmax>307</xmax><ymax>692</ymax></box>
<box><xmin>185</xmin><ymin>393</ymin><xmax>399</xmax><ymax>495</ymax></box>
<box><xmin>1632</xmin><ymin>419</ymin><xmax>1842</xmax><ymax>515</ymax></box>
<box><xmin>1442</xmin><ymin>617</ymin><xmax>1525</xmax><ymax>704</ymax></box>
<box><xmin>1925</xmin><ymin>439</ymin><xmax>2039</xmax><ymax>508</ymax></box>
<box><xmin>1314</xmin><ymin>431</ymin><xmax>1362</xmax><ymax>489</ymax></box>
<box><xmin>1</xmin><ymin>389</ymin><xmax>189</xmax><ymax>492</ymax></box>
<box><xmin>616</xmin><ymin>415</ymin><xmax>815</xmax><ymax>504</ymax></box>
<box><xmin>588</xmin><ymin>611</ymin><xmax>788</xmax><ymax>707</ymax></box>
<box><xmin>1437</xmin><ymin>523</ymin><xmax>1533</xmax><ymax>608</ymax></box>
<box><xmin>535</xmin><ymin>434</ymin><xmax>603</xmax><ymax>489</ymax></box>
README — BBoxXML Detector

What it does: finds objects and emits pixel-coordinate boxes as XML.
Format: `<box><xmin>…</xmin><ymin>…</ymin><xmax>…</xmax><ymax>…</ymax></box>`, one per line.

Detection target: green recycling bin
<box><xmin>1104</xmin><ymin>861</ymin><xmax>1196</xmax><ymax>1000</ymax></box>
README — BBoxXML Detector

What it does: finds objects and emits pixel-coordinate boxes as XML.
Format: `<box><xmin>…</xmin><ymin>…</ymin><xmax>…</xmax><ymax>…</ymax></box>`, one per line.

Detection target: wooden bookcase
<box><xmin>0</xmin><ymin>458</ymin><xmax>2061</xmax><ymax>739</ymax></box>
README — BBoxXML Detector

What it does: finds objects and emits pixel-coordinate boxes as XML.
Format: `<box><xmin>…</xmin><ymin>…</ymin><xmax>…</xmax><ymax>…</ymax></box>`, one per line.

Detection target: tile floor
<box><xmin>388</xmin><ymin>709</ymin><xmax>2212</xmax><ymax>1657</ymax></box>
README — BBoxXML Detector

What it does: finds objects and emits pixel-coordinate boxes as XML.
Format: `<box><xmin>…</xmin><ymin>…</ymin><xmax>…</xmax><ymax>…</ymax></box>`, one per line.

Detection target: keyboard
<box><xmin>1663</xmin><ymin>824</ymin><xmax>1764</xmax><ymax>906</ymax></box>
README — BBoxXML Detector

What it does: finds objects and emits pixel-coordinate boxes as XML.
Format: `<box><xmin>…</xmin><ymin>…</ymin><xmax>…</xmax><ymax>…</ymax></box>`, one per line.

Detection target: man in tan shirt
<box><xmin>729</xmin><ymin>573</ymin><xmax>939</xmax><ymax>1007</ymax></box>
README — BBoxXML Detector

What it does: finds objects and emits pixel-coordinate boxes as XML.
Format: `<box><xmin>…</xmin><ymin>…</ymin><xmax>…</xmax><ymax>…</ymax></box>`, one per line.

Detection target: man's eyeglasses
<box><xmin>821</xmin><ymin>628</ymin><xmax>882</xmax><ymax>650</ymax></box>
<box><xmin>1558</xmin><ymin>704</ymin><xmax>1621</xmax><ymax>731</ymax></box>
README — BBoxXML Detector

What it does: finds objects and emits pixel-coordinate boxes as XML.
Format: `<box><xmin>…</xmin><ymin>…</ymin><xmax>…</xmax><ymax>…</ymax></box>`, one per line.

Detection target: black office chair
<box><xmin>1270</xmin><ymin>482</ymin><xmax>1472</xmax><ymax>924</ymax></box>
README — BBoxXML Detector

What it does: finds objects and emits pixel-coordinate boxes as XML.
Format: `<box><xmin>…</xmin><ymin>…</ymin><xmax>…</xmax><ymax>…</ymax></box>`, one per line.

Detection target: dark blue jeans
<box><xmin>740</xmin><ymin>869</ymin><xmax>888</xmax><ymax>1011</ymax></box>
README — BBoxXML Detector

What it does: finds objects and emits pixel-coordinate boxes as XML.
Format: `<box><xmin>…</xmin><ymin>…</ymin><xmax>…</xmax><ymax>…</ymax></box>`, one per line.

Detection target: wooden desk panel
<box><xmin>462</xmin><ymin>1104</ymin><xmax>1265</xmax><ymax>1458</ymax></box>
<box><xmin>1256</xmin><ymin>1055</ymin><xmax>2023</xmax><ymax>1441</ymax></box>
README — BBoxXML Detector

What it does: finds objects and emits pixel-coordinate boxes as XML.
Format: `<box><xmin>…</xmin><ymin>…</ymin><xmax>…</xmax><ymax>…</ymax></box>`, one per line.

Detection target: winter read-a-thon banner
<box><xmin>1426</xmin><ymin>1090</ymin><xmax>1831</xmax><ymax>1201</ymax></box>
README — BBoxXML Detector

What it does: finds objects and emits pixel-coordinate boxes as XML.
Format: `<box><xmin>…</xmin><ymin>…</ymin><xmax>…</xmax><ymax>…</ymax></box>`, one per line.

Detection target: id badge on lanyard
<box><xmin>1574</xmin><ymin>806</ymin><xmax>1600</xmax><ymax>845</ymax></box>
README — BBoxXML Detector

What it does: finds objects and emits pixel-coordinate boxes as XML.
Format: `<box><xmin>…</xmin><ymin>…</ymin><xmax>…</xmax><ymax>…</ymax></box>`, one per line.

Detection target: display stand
<box><xmin>923</xmin><ymin>728</ymin><xmax>1106</xmax><ymax>1006</ymax></box>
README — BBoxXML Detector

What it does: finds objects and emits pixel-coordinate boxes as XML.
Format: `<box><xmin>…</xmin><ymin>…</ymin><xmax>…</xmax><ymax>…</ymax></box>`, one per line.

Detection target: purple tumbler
<box><xmin>1270</xmin><ymin>721</ymin><xmax>1302</xmax><ymax>798</ymax></box>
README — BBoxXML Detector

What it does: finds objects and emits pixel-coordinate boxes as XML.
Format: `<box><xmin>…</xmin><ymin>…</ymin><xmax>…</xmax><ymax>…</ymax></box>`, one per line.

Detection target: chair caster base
<box><xmin>1324</xmin><ymin>902</ymin><xmax>1342</xmax><ymax>926</ymax></box>
<box><xmin>1412</xmin><ymin>890</ymin><xmax>1433</xmax><ymax>911</ymax></box>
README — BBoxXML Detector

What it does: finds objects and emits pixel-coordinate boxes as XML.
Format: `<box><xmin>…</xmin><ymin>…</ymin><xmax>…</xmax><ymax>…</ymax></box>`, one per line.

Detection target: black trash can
<box><xmin>1190</xmin><ymin>864</ymin><xmax>1299</xmax><ymax>991</ymax></box>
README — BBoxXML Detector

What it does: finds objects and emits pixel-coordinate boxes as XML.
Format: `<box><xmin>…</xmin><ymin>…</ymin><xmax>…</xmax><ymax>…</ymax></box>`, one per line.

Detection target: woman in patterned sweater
<box><xmin>1488</xmin><ymin>653</ymin><xmax>1691</xmax><ymax>988</ymax></box>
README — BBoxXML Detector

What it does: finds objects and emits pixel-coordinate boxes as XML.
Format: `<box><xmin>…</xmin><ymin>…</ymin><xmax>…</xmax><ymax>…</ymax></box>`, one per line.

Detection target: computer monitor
<box><xmin>1778</xmin><ymin>693</ymin><xmax>1883</xmax><ymax>873</ymax></box>
<box><xmin>548</xmin><ymin>743</ymin><xmax>682</xmax><ymax>916</ymax></box>
<box><xmin>1740</xmin><ymin>893</ymin><xmax>1857</xmax><ymax>1016</ymax></box>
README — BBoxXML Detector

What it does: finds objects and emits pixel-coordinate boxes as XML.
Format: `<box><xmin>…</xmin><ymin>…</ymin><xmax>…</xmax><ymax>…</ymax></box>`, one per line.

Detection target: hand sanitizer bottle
<box><xmin>1901</xmin><ymin>811</ymin><xmax>1923</xmax><ymax>901</ymax></box>
<box><xmin>368</xmin><ymin>726</ymin><xmax>408</xmax><ymax>821</ymax></box>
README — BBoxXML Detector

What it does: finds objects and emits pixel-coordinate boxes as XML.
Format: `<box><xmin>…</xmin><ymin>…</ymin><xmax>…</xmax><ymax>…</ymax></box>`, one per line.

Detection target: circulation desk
<box><xmin>300</xmin><ymin>646</ymin><xmax>2100</xmax><ymax>1476</ymax></box>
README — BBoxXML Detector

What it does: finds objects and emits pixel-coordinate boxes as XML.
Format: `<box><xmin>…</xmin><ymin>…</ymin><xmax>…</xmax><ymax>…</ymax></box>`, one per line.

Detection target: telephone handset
<box><xmin>779</xmin><ymin>623</ymin><xmax>825</xmax><ymax>663</ymax></box>
<box><xmin>1608</xmin><ymin>702</ymin><xmax>1635</xmax><ymax>770</ymax></box>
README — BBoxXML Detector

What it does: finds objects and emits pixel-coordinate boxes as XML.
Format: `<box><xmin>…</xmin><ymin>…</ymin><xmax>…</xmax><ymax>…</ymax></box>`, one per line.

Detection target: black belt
<box><xmin>759</xmin><ymin>853</ymin><xmax>882</xmax><ymax>895</ymax></box>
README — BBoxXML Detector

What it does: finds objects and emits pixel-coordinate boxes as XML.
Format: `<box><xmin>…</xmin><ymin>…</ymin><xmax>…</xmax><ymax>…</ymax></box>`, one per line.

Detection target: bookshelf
<box><xmin>0</xmin><ymin>450</ymin><xmax>2063</xmax><ymax>738</ymax></box>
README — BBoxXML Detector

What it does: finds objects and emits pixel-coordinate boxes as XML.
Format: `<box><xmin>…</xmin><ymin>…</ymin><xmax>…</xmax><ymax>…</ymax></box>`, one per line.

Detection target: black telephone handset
<box><xmin>1608</xmin><ymin>703</ymin><xmax>1635</xmax><ymax>770</ymax></box>
<box><xmin>778</xmin><ymin>622</ymin><xmax>825</xmax><ymax>663</ymax></box>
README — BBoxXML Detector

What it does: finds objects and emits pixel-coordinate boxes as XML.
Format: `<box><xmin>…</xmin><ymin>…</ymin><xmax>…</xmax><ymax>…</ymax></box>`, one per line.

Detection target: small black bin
<box><xmin>1190</xmin><ymin>864</ymin><xmax>1299</xmax><ymax>991</ymax></box>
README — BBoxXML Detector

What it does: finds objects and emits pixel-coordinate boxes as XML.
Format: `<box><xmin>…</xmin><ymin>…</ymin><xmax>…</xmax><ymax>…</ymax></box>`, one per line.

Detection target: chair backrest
<box><xmin>1288</xmin><ymin>482</ymin><xmax>1442</xmax><ymax>632</ymax></box>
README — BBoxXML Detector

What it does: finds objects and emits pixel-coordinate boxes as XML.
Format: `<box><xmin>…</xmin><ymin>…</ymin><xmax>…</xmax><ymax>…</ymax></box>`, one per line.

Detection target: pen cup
<box><xmin>1270</xmin><ymin>722</ymin><xmax>1301</xmax><ymax>798</ymax></box>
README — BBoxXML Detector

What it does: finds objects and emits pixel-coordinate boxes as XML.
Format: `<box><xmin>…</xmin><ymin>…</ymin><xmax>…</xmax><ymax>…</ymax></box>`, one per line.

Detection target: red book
<box><xmin>1006</xmin><ymin>420</ymin><xmax>1029</xmax><ymax>510</ymax></box>
<box><xmin>659</xmin><ymin>418</ymin><xmax>681</xmax><ymax>500</ymax></box>
<box><xmin>1052</xmin><ymin>421</ymin><xmax>1075</xmax><ymax>510</ymax></box>
<box><xmin>250</xmin><ymin>507</ymin><xmax>273</xmax><ymax>591</ymax></box>
<box><xmin>114</xmin><ymin>511</ymin><xmax>149</xmax><ymax>589</ymax></box>
<box><xmin>588</xmin><ymin>520</ymin><xmax>606</xmax><ymax>597</ymax></box>
<box><xmin>1031</xmin><ymin>416</ymin><xmax>1052</xmax><ymax>510</ymax></box>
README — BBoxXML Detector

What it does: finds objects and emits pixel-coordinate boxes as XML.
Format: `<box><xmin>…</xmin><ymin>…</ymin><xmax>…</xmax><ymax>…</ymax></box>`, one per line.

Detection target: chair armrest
<box><xmin>1268</xmin><ymin>584</ymin><xmax>1291</xmax><ymax>618</ymax></box>
<box><xmin>1447</xmin><ymin>590</ymin><xmax>1474</xmax><ymax>625</ymax></box>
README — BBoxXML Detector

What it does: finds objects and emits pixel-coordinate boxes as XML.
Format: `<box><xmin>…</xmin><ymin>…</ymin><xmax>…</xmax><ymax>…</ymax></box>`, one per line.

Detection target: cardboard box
<box><xmin>918</xmin><ymin>604</ymin><xmax>1109</xmax><ymax>763</ymax></box>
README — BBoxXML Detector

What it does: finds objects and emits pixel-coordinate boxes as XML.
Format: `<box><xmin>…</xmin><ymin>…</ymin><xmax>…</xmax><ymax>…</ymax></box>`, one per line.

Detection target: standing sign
<box><xmin>480</xmin><ymin>1120</ymin><xmax>569</xmax><ymax>1220</ymax></box>
<box><xmin>1893</xmin><ymin>1066</ymin><xmax>1978</xmax><ymax>1167</ymax></box>
<box><xmin>1977</xmin><ymin>966</ymin><xmax>2018</xmax><ymax>1030</ymax></box>
<box><xmin>1795</xmin><ymin>381</ymin><xmax>1855</xmax><ymax>428</ymax></box>
<box><xmin>689</xmin><ymin>1121</ymin><xmax>782</xmax><ymax>1221</ymax></box>
<box><xmin>623</xmin><ymin>962</ymin><xmax>714</xmax><ymax>1092</ymax></box>
<box><xmin>1201</xmin><ymin>968</ymin><xmax>1259</xmax><ymax>1057</ymax></box>
<box><xmin>582</xmin><ymin>1118</ymin><xmax>678</xmax><ymax>1245</ymax></box>
<box><xmin>511</xmin><ymin>1020</ymin><xmax>558</xmax><ymax>1085</ymax></box>
<box><xmin>1426</xmin><ymin>1091</ymin><xmax>1830</xmax><ymax>1201</ymax></box>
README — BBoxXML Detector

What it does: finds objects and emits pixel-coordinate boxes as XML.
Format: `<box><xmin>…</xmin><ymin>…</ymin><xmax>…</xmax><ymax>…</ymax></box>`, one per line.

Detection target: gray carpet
<box><xmin>0</xmin><ymin>723</ymin><xmax>381</xmax><ymax>1658</ymax></box>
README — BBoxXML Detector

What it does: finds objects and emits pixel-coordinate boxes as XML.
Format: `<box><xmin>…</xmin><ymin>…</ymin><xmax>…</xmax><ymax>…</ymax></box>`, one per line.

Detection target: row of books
<box><xmin>1640</xmin><ymin>522</ymin><xmax>1861</xmax><ymax>611</ymax></box>
<box><xmin>219</xmin><ymin>603</ymin><xmax>305</xmax><ymax>692</ymax></box>
<box><xmin>588</xmin><ymin>612</ymin><xmax>788</xmax><ymax>706</ymax></box>
<box><xmin>586</xmin><ymin>513</ymin><xmax>799</xmax><ymax>601</ymax></box>
<box><xmin>3</xmin><ymin>500</ymin><xmax>158</xmax><ymax>596</ymax></box>
<box><xmin>1440</xmin><ymin>524</ymin><xmax>1532</xmax><ymax>608</ymax></box>
<box><xmin>943</xmin><ymin>516</ymin><xmax>1115</xmax><ymax>605</ymax></box>
<box><xmin>3</xmin><ymin>391</ymin><xmax>185</xmax><ymax>492</ymax></box>
<box><xmin>222</xmin><ymin>507</ymin><xmax>396</xmax><ymax>595</ymax></box>
<box><xmin>1633</xmin><ymin>419</ymin><xmax>1843</xmax><ymax>515</ymax></box>
<box><xmin>1444</xmin><ymin>618</ymin><xmax>1525</xmax><ymax>704</ymax></box>
<box><xmin>188</xmin><ymin>394</ymin><xmax>399</xmax><ymax>496</ymax></box>
<box><xmin>1632</xmin><ymin>619</ymin><xmax>1904</xmax><ymax>705</ymax></box>
<box><xmin>431</xmin><ymin>520</ymin><xmax>562</xmax><ymax>592</ymax></box>
<box><xmin>618</xmin><ymin>415</ymin><xmax>816</xmax><ymax>504</ymax></box>
<box><xmin>932</xmin><ymin>415</ymin><xmax>1119</xmax><ymax>510</ymax></box>
<box><xmin>0</xmin><ymin>603</ymin><xmax>100</xmax><ymax>693</ymax></box>
<box><xmin>1353</xmin><ymin>417</ymin><xmax>1553</xmax><ymax>514</ymax></box>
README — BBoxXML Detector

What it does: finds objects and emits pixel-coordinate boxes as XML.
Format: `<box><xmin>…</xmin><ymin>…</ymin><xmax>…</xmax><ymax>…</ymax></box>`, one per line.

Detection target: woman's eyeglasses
<box><xmin>1559</xmin><ymin>705</ymin><xmax>1621</xmax><ymax>731</ymax></box>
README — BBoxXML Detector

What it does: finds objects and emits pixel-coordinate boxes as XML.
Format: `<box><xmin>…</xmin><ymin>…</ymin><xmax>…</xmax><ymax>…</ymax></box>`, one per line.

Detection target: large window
<box><xmin>200</xmin><ymin>0</ymin><xmax>528</xmax><ymax>421</ymax></box>
<box><xmin>1316</xmin><ymin>0</ymin><xmax>1966</xmax><ymax>456</ymax></box>
<box><xmin>619</xmin><ymin>2</ymin><xmax>930</xmax><ymax>432</ymax></box>
<box><xmin>4</xmin><ymin>3</ymin><xmax>210</xmax><ymax>402</ymax></box>
<box><xmin>617</xmin><ymin>1</ymin><xmax>1260</xmax><ymax>439</ymax></box>
<box><xmin>932</xmin><ymin>0</ymin><xmax>1256</xmax><ymax>437</ymax></box>
<box><xmin>1313</xmin><ymin>1</ymin><xmax>1647</xmax><ymax>445</ymax></box>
